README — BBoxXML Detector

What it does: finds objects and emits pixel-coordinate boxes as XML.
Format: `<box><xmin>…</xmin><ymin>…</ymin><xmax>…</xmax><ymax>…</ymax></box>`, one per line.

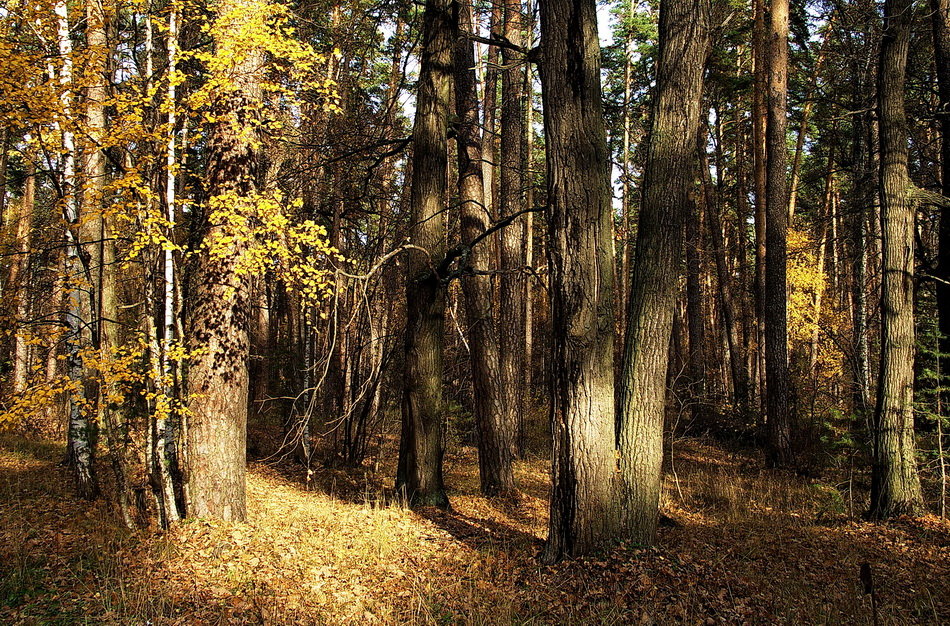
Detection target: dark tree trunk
<box><xmin>498</xmin><ymin>0</ymin><xmax>526</xmax><ymax>460</ymax></box>
<box><xmin>453</xmin><ymin>0</ymin><xmax>516</xmax><ymax>496</ymax></box>
<box><xmin>395</xmin><ymin>0</ymin><xmax>453</xmax><ymax>509</ymax></box>
<box><xmin>752</xmin><ymin>0</ymin><xmax>768</xmax><ymax>407</ymax></box>
<box><xmin>539</xmin><ymin>0</ymin><xmax>619</xmax><ymax>563</ymax></box>
<box><xmin>870</xmin><ymin>0</ymin><xmax>926</xmax><ymax>519</ymax></box>
<box><xmin>851</xmin><ymin>111</ymin><xmax>873</xmax><ymax>415</ymax></box>
<box><xmin>618</xmin><ymin>0</ymin><xmax>710</xmax><ymax>547</ymax></box>
<box><xmin>685</xmin><ymin>187</ymin><xmax>706</xmax><ymax>399</ymax></box>
<box><xmin>764</xmin><ymin>0</ymin><xmax>794</xmax><ymax>468</ymax></box>
<box><xmin>932</xmin><ymin>0</ymin><xmax>950</xmax><ymax>399</ymax></box>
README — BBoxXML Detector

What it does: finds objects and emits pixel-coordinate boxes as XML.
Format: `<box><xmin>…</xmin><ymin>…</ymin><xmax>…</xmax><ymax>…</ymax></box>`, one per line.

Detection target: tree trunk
<box><xmin>10</xmin><ymin>156</ymin><xmax>35</xmax><ymax>394</ymax></box>
<box><xmin>55</xmin><ymin>0</ymin><xmax>98</xmax><ymax>501</ymax></box>
<box><xmin>453</xmin><ymin>0</ymin><xmax>515</xmax><ymax>496</ymax></box>
<box><xmin>395</xmin><ymin>0</ymin><xmax>453</xmax><ymax>509</ymax></box>
<box><xmin>482</xmin><ymin>2</ymin><xmax>502</xmax><ymax>218</ymax></box>
<box><xmin>685</xmin><ymin>184</ymin><xmax>706</xmax><ymax>402</ymax></box>
<box><xmin>618</xmin><ymin>0</ymin><xmax>710</xmax><ymax>547</ymax></box>
<box><xmin>932</xmin><ymin>0</ymin><xmax>950</xmax><ymax>410</ymax></box>
<box><xmin>752</xmin><ymin>0</ymin><xmax>768</xmax><ymax>407</ymax></box>
<box><xmin>498</xmin><ymin>0</ymin><xmax>526</xmax><ymax>460</ymax></box>
<box><xmin>870</xmin><ymin>0</ymin><xmax>926</xmax><ymax>519</ymax></box>
<box><xmin>186</xmin><ymin>0</ymin><xmax>267</xmax><ymax>522</ymax></box>
<box><xmin>539</xmin><ymin>0</ymin><xmax>619</xmax><ymax>563</ymax></box>
<box><xmin>764</xmin><ymin>0</ymin><xmax>794</xmax><ymax>468</ymax></box>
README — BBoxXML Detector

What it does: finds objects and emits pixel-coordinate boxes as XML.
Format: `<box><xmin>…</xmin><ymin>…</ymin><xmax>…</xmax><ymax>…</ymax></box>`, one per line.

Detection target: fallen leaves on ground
<box><xmin>0</xmin><ymin>436</ymin><xmax>947</xmax><ymax>624</ymax></box>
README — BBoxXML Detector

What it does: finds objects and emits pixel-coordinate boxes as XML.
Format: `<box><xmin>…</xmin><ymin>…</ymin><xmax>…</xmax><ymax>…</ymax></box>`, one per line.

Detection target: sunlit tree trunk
<box><xmin>870</xmin><ymin>0</ymin><xmax>926</xmax><ymax>519</ymax></box>
<box><xmin>539</xmin><ymin>0</ymin><xmax>619</xmax><ymax>563</ymax></box>
<box><xmin>186</xmin><ymin>0</ymin><xmax>267</xmax><ymax>522</ymax></box>
<box><xmin>56</xmin><ymin>0</ymin><xmax>98</xmax><ymax>500</ymax></box>
<box><xmin>618</xmin><ymin>0</ymin><xmax>710</xmax><ymax>547</ymax></box>
<box><xmin>764</xmin><ymin>0</ymin><xmax>794</xmax><ymax>468</ymax></box>
<box><xmin>395</xmin><ymin>0</ymin><xmax>453</xmax><ymax>509</ymax></box>
<box><xmin>10</xmin><ymin>156</ymin><xmax>35</xmax><ymax>394</ymax></box>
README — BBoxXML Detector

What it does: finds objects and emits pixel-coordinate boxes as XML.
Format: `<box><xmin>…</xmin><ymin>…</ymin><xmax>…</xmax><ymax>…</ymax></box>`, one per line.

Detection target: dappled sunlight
<box><xmin>1</xmin><ymin>435</ymin><xmax>947</xmax><ymax>624</ymax></box>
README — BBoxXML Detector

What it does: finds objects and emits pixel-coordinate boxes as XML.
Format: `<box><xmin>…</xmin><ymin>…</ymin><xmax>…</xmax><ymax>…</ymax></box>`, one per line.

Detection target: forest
<box><xmin>0</xmin><ymin>0</ymin><xmax>949</xmax><ymax>622</ymax></box>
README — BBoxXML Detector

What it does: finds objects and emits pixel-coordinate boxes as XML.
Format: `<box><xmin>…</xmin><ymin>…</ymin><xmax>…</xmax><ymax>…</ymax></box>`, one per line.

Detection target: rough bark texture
<box><xmin>685</xmin><ymin>190</ymin><xmax>706</xmax><ymax>398</ymax></box>
<box><xmin>933</xmin><ymin>0</ymin><xmax>950</xmax><ymax>396</ymax></box>
<box><xmin>618</xmin><ymin>0</ymin><xmax>710</xmax><ymax>547</ymax></box>
<box><xmin>764</xmin><ymin>0</ymin><xmax>793</xmax><ymax>468</ymax></box>
<box><xmin>395</xmin><ymin>0</ymin><xmax>453</xmax><ymax>509</ymax></box>
<box><xmin>870</xmin><ymin>0</ymin><xmax>926</xmax><ymax>519</ymax></box>
<box><xmin>453</xmin><ymin>0</ymin><xmax>515</xmax><ymax>496</ymax></box>
<box><xmin>752</xmin><ymin>0</ymin><xmax>768</xmax><ymax>406</ymax></box>
<box><xmin>186</xmin><ymin>0</ymin><xmax>266</xmax><ymax>522</ymax></box>
<box><xmin>482</xmin><ymin>2</ymin><xmax>502</xmax><ymax>218</ymax></box>
<box><xmin>539</xmin><ymin>0</ymin><xmax>618</xmax><ymax>563</ymax></box>
<box><xmin>498</xmin><ymin>0</ymin><xmax>526</xmax><ymax>460</ymax></box>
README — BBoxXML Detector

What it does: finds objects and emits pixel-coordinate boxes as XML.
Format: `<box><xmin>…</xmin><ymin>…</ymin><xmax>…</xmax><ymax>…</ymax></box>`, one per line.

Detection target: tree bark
<box><xmin>752</xmin><ymin>0</ymin><xmax>768</xmax><ymax>407</ymax></box>
<box><xmin>932</xmin><ymin>0</ymin><xmax>950</xmax><ymax>408</ymax></box>
<box><xmin>453</xmin><ymin>0</ymin><xmax>515</xmax><ymax>496</ymax></box>
<box><xmin>539</xmin><ymin>0</ymin><xmax>619</xmax><ymax>563</ymax></box>
<box><xmin>764</xmin><ymin>0</ymin><xmax>794</xmax><ymax>468</ymax></box>
<box><xmin>498</xmin><ymin>0</ymin><xmax>526</xmax><ymax>459</ymax></box>
<box><xmin>55</xmin><ymin>0</ymin><xmax>98</xmax><ymax>501</ymax></box>
<box><xmin>395</xmin><ymin>0</ymin><xmax>453</xmax><ymax>509</ymax></box>
<box><xmin>618</xmin><ymin>0</ymin><xmax>710</xmax><ymax>547</ymax></box>
<box><xmin>186</xmin><ymin>0</ymin><xmax>267</xmax><ymax>522</ymax></box>
<box><xmin>870</xmin><ymin>0</ymin><xmax>927</xmax><ymax>519</ymax></box>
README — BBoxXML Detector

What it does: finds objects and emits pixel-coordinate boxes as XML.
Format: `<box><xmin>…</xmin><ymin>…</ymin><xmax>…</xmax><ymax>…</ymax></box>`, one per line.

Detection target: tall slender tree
<box><xmin>498</xmin><ymin>0</ymin><xmax>526</xmax><ymax>459</ymax></box>
<box><xmin>764</xmin><ymin>0</ymin><xmax>793</xmax><ymax>468</ymax></box>
<box><xmin>453</xmin><ymin>0</ymin><xmax>515</xmax><ymax>496</ymax></box>
<box><xmin>618</xmin><ymin>0</ymin><xmax>711</xmax><ymax>547</ymax></box>
<box><xmin>870</xmin><ymin>0</ymin><xmax>926</xmax><ymax>519</ymax></box>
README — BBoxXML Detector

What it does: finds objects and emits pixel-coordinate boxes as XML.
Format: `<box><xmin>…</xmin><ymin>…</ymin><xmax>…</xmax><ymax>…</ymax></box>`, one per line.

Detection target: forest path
<box><xmin>0</xmin><ymin>435</ymin><xmax>947</xmax><ymax>624</ymax></box>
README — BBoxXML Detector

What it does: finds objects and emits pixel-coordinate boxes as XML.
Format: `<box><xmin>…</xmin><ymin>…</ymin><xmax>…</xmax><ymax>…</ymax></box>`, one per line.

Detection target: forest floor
<box><xmin>0</xmin><ymin>433</ymin><xmax>948</xmax><ymax>625</ymax></box>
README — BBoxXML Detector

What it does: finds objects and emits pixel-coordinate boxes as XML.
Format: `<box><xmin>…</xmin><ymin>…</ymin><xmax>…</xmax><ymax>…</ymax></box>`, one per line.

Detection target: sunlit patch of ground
<box><xmin>0</xmin><ymin>434</ymin><xmax>947</xmax><ymax>624</ymax></box>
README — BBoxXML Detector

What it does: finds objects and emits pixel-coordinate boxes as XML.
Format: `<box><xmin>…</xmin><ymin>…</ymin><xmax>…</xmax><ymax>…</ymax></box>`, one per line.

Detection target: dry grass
<box><xmin>0</xmin><ymin>434</ymin><xmax>947</xmax><ymax>624</ymax></box>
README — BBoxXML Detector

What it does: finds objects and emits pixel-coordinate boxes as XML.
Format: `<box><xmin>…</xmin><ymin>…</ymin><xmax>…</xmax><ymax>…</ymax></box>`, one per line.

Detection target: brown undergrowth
<box><xmin>0</xmin><ymin>435</ymin><xmax>947</xmax><ymax>624</ymax></box>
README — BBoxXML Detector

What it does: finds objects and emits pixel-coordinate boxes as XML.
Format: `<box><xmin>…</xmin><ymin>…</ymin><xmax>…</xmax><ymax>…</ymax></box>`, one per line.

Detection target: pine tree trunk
<box><xmin>395</xmin><ymin>0</ymin><xmax>453</xmax><ymax>509</ymax></box>
<box><xmin>870</xmin><ymin>0</ymin><xmax>927</xmax><ymax>519</ymax></box>
<box><xmin>454</xmin><ymin>0</ymin><xmax>515</xmax><ymax>496</ymax></box>
<box><xmin>10</xmin><ymin>157</ymin><xmax>35</xmax><ymax>394</ymax></box>
<box><xmin>752</xmin><ymin>0</ymin><xmax>768</xmax><ymax>407</ymax></box>
<box><xmin>618</xmin><ymin>0</ymin><xmax>710</xmax><ymax>547</ymax></box>
<box><xmin>932</xmin><ymin>0</ymin><xmax>950</xmax><ymax>405</ymax></box>
<box><xmin>764</xmin><ymin>0</ymin><xmax>794</xmax><ymax>468</ymax></box>
<box><xmin>498</xmin><ymin>0</ymin><xmax>526</xmax><ymax>460</ymax></box>
<box><xmin>539</xmin><ymin>0</ymin><xmax>619</xmax><ymax>563</ymax></box>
